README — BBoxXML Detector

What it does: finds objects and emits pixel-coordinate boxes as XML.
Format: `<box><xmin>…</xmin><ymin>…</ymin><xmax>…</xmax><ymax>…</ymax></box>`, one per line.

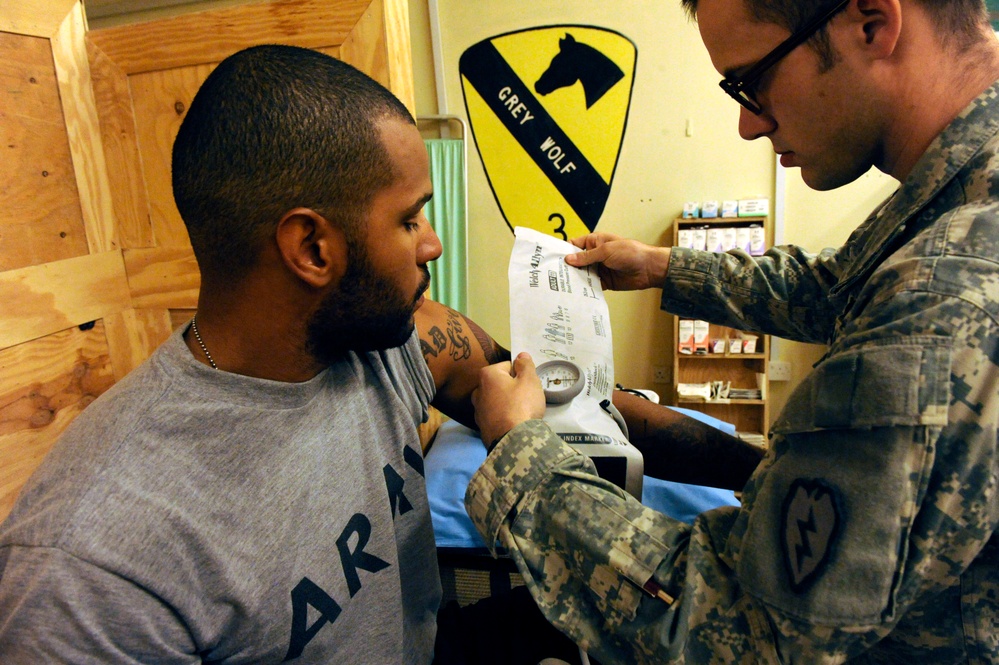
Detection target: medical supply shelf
<box><xmin>670</xmin><ymin>216</ymin><xmax>771</xmax><ymax>445</ymax></box>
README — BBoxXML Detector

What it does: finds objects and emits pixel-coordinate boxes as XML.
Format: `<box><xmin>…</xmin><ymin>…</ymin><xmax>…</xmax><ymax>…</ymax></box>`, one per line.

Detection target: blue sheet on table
<box><xmin>425</xmin><ymin>408</ymin><xmax>740</xmax><ymax>549</ymax></box>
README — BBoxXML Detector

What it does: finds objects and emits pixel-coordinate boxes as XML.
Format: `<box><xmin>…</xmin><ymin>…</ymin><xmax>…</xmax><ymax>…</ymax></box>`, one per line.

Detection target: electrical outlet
<box><xmin>769</xmin><ymin>361</ymin><xmax>792</xmax><ymax>381</ymax></box>
<box><xmin>653</xmin><ymin>366</ymin><xmax>669</xmax><ymax>383</ymax></box>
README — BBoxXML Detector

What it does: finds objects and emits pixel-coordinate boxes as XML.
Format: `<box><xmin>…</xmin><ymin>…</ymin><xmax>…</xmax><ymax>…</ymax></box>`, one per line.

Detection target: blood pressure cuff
<box><xmin>507</xmin><ymin>226</ymin><xmax>643</xmax><ymax>498</ymax></box>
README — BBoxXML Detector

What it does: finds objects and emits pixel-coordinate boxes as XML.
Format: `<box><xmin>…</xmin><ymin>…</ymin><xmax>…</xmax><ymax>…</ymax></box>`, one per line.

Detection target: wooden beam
<box><xmin>0</xmin><ymin>252</ymin><xmax>130</xmax><ymax>349</ymax></box>
<box><xmin>123</xmin><ymin>246</ymin><xmax>200</xmax><ymax>309</ymax></box>
<box><xmin>51</xmin><ymin>1</ymin><xmax>118</xmax><ymax>254</ymax></box>
<box><xmin>88</xmin><ymin>0</ymin><xmax>372</xmax><ymax>75</ymax></box>
<box><xmin>86</xmin><ymin>36</ymin><xmax>155</xmax><ymax>249</ymax></box>
<box><xmin>380</xmin><ymin>0</ymin><xmax>415</xmax><ymax>115</ymax></box>
<box><xmin>339</xmin><ymin>0</ymin><xmax>415</xmax><ymax>114</ymax></box>
<box><xmin>340</xmin><ymin>0</ymin><xmax>388</xmax><ymax>93</ymax></box>
<box><xmin>0</xmin><ymin>0</ymin><xmax>77</xmax><ymax>38</ymax></box>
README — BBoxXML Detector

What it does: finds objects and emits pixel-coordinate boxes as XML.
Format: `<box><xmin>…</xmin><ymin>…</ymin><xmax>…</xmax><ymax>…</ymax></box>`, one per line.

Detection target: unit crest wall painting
<box><xmin>459</xmin><ymin>25</ymin><xmax>636</xmax><ymax>240</ymax></box>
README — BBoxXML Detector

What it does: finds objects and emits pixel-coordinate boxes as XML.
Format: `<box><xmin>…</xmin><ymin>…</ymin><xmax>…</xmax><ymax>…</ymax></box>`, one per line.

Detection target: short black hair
<box><xmin>172</xmin><ymin>44</ymin><xmax>414</xmax><ymax>280</ymax></box>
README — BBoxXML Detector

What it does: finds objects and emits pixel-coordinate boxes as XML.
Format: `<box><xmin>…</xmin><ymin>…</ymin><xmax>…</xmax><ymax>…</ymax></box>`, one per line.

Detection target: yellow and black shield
<box><xmin>460</xmin><ymin>26</ymin><xmax>636</xmax><ymax>240</ymax></box>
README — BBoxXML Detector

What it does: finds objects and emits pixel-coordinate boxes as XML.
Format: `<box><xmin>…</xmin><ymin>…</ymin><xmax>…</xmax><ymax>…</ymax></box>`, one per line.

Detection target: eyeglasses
<box><xmin>719</xmin><ymin>0</ymin><xmax>850</xmax><ymax>114</ymax></box>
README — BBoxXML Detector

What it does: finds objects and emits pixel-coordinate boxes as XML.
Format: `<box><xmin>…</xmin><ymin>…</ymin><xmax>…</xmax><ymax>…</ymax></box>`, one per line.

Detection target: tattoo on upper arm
<box><xmin>421</xmin><ymin>326</ymin><xmax>448</xmax><ymax>361</ymax></box>
<box><xmin>462</xmin><ymin>314</ymin><xmax>505</xmax><ymax>364</ymax></box>
<box><xmin>444</xmin><ymin>309</ymin><xmax>472</xmax><ymax>361</ymax></box>
<box><xmin>422</xmin><ymin>306</ymin><xmax>505</xmax><ymax>365</ymax></box>
<box><xmin>423</xmin><ymin>309</ymin><xmax>472</xmax><ymax>363</ymax></box>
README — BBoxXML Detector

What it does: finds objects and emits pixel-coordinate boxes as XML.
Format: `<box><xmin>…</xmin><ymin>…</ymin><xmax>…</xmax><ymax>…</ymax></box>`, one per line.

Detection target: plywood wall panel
<box><xmin>0</xmin><ymin>31</ymin><xmax>88</xmax><ymax>272</ymax></box>
<box><xmin>0</xmin><ymin>323</ymin><xmax>115</xmax><ymax>521</ymax></box>
<box><xmin>86</xmin><ymin>0</ymin><xmax>371</xmax><ymax>75</ymax></box>
<box><xmin>123</xmin><ymin>246</ymin><xmax>200</xmax><ymax>310</ymax></box>
<box><xmin>0</xmin><ymin>251</ymin><xmax>130</xmax><ymax>349</ymax></box>
<box><xmin>169</xmin><ymin>308</ymin><xmax>196</xmax><ymax>332</ymax></box>
<box><xmin>0</xmin><ymin>0</ymin><xmax>416</xmax><ymax>520</ymax></box>
<box><xmin>104</xmin><ymin>307</ymin><xmax>173</xmax><ymax>380</ymax></box>
<box><xmin>128</xmin><ymin>64</ymin><xmax>212</xmax><ymax>248</ymax></box>
<box><xmin>86</xmin><ymin>37</ymin><xmax>154</xmax><ymax>250</ymax></box>
<box><xmin>1</xmin><ymin>31</ymin><xmax>63</xmax><ymax>114</ymax></box>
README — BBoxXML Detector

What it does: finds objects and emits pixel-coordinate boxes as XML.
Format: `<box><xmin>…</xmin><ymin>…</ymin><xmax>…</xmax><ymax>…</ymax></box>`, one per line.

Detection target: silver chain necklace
<box><xmin>190</xmin><ymin>315</ymin><xmax>218</xmax><ymax>370</ymax></box>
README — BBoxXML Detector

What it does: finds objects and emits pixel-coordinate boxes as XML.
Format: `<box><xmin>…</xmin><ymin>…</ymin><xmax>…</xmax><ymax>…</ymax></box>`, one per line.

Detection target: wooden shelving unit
<box><xmin>670</xmin><ymin>216</ymin><xmax>770</xmax><ymax>445</ymax></box>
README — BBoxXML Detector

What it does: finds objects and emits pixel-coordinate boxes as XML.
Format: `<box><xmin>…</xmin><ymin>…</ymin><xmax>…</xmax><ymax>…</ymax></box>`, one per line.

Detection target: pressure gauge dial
<box><xmin>537</xmin><ymin>360</ymin><xmax>585</xmax><ymax>404</ymax></box>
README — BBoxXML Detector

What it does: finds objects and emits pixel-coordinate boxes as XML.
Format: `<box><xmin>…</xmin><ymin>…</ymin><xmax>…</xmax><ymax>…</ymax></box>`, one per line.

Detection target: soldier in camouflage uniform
<box><xmin>466</xmin><ymin>0</ymin><xmax>999</xmax><ymax>662</ymax></box>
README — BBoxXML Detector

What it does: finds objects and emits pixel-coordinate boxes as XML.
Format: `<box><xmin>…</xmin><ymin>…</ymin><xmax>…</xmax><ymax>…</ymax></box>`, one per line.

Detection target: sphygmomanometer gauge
<box><xmin>536</xmin><ymin>360</ymin><xmax>585</xmax><ymax>404</ymax></box>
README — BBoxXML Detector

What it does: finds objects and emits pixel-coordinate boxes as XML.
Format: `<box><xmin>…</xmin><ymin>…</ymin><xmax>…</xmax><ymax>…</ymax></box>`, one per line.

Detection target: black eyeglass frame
<box><xmin>719</xmin><ymin>0</ymin><xmax>851</xmax><ymax>114</ymax></box>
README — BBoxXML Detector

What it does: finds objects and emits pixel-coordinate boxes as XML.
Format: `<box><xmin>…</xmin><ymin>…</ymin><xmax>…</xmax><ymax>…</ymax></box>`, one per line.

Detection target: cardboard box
<box><xmin>738</xmin><ymin>198</ymin><xmax>769</xmax><ymax>217</ymax></box>
<box><xmin>693</xmin><ymin>320</ymin><xmax>710</xmax><ymax>353</ymax></box>
<box><xmin>706</xmin><ymin>227</ymin><xmax>725</xmax><ymax>252</ymax></box>
<box><xmin>678</xmin><ymin>319</ymin><xmax>695</xmax><ymax>354</ymax></box>
<box><xmin>736</xmin><ymin>226</ymin><xmax>752</xmax><ymax>253</ymax></box>
<box><xmin>677</xmin><ymin>228</ymin><xmax>694</xmax><ymax>249</ymax></box>
<box><xmin>691</xmin><ymin>227</ymin><xmax>708</xmax><ymax>251</ymax></box>
<box><xmin>722</xmin><ymin>226</ymin><xmax>738</xmax><ymax>251</ymax></box>
<box><xmin>749</xmin><ymin>225</ymin><xmax>766</xmax><ymax>255</ymax></box>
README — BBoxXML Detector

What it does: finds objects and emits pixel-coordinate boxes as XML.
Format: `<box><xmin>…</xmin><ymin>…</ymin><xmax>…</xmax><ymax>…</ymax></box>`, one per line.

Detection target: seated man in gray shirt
<box><xmin>0</xmin><ymin>44</ymin><xmax>755</xmax><ymax>664</ymax></box>
<box><xmin>0</xmin><ymin>43</ymin><xmax>450</xmax><ymax>665</ymax></box>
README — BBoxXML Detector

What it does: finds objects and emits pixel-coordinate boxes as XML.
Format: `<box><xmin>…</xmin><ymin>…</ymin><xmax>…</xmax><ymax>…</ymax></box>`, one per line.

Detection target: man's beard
<box><xmin>306</xmin><ymin>249</ymin><xmax>430</xmax><ymax>364</ymax></box>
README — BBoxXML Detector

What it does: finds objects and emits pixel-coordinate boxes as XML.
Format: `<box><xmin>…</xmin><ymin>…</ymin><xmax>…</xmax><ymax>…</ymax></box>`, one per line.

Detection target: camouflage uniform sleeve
<box><xmin>663</xmin><ymin>244</ymin><xmax>844</xmax><ymax>344</ymax></box>
<box><xmin>465</xmin><ymin>419</ymin><xmax>784</xmax><ymax>664</ymax></box>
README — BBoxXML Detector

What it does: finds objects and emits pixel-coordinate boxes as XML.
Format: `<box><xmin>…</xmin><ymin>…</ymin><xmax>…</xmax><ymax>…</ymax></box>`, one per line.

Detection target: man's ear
<box><xmin>850</xmin><ymin>0</ymin><xmax>901</xmax><ymax>58</ymax></box>
<box><xmin>275</xmin><ymin>208</ymin><xmax>347</xmax><ymax>289</ymax></box>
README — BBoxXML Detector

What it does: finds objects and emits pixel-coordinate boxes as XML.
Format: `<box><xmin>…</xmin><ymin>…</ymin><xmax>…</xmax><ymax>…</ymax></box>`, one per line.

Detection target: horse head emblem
<box><xmin>534</xmin><ymin>33</ymin><xmax>624</xmax><ymax>109</ymax></box>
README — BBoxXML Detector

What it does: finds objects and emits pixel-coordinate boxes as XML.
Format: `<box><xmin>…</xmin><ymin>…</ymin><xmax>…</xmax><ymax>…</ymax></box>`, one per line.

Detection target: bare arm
<box><xmin>414</xmin><ymin>299</ymin><xmax>509</xmax><ymax>431</ymax></box>
<box><xmin>612</xmin><ymin>390</ymin><xmax>764</xmax><ymax>491</ymax></box>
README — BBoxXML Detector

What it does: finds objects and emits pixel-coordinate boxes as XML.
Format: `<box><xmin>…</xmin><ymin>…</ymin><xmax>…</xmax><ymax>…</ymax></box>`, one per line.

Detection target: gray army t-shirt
<box><xmin>0</xmin><ymin>325</ymin><xmax>439</xmax><ymax>663</ymax></box>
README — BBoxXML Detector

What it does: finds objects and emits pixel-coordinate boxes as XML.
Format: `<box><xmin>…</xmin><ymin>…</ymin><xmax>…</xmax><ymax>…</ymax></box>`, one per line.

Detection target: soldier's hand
<box><xmin>566</xmin><ymin>233</ymin><xmax>672</xmax><ymax>292</ymax></box>
<box><xmin>472</xmin><ymin>353</ymin><xmax>545</xmax><ymax>449</ymax></box>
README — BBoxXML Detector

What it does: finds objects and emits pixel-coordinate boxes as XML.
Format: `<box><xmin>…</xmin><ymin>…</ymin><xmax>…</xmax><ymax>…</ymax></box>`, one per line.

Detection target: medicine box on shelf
<box><xmin>669</xmin><ymin>216</ymin><xmax>772</xmax><ymax>441</ymax></box>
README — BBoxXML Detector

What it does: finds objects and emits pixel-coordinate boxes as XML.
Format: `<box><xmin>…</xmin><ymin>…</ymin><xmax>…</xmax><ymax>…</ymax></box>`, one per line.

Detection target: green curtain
<box><xmin>424</xmin><ymin>139</ymin><xmax>467</xmax><ymax>314</ymax></box>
